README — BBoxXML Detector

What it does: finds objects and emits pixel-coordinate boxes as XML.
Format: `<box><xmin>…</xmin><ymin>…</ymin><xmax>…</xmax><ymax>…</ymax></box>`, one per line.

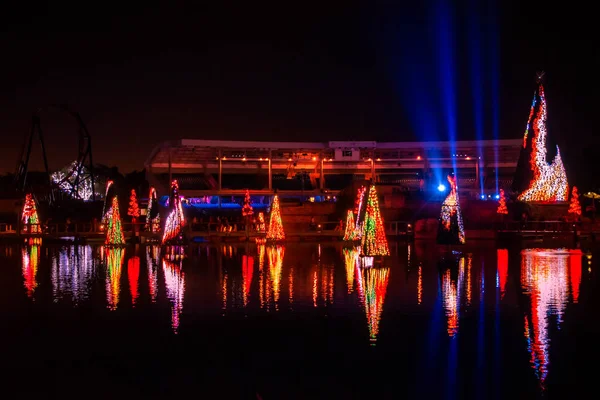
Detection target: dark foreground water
<box><xmin>1</xmin><ymin>241</ymin><xmax>598</xmax><ymax>399</ymax></box>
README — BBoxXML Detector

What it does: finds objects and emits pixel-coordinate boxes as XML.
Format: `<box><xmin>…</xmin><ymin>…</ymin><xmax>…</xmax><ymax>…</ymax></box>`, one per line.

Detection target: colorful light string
<box><xmin>21</xmin><ymin>193</ymin><xmax>41</xmax><ymax>234</ymax></box>
<box><xmin>105</xmin><ymin>196</ymin><xmax>126</xmax><ymax>245</ymax></box>
<box><xmin>360</xmin><ymin>185</ymin><xmax>390</xmax><ymax>256</ymax></box>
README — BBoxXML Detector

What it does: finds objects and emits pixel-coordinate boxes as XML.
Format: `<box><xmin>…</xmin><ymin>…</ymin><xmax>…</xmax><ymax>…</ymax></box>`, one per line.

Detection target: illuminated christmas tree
<box><xmin>568</xmin><ymin>186</ymin><xmax>581</xmax><ymax>218</ymax></box>
<box><xmin>266</xmin><ymin>195</ymin><xmax>285</xmax><ymax>241</ymax></box>
<box><xmin>437</xmin><ymin>174</ymin><xmax>465</xmax><ymax>245</ymax></box>
<box><xmin>343</xmin><ymin>210</ymin><xmax>356</xmax><ymax>241</ymax></box>
<box><xmin>105</xmin><ymin>196</ymin><xmax>125</xmax><ymax>245</ymax></box>
<box><xmin>497</xmin><ymin>189</ymin><xmax>508</xmax><ymax>215</ymax></box>
<box><xmin>145</xmin><ymin>187</ymin><xmax>158</xmax><ymax>230</ymax></box>
<box><xmin>22</xmin><ymin>193</ymin><xmax>41</xmax><ymax>234</ymax></box>
<box><xmin>242</xmin><ymin>190</ymin><xmax>254</xmax><ymax>217</ymax></box>
<box><xmin>128</xmin><ymin>189</ymin><xmax>140</xmax><ymax>223</ymax></box>
<box><xmin>354</xmin><ymin>185</ymin><xmax>367</xmax><ymax>239</ymax></box>
<box><xmin>517</xmin><ymin>73</ymin><xmax>569</xmax><ymax>202</ymax></box>
<box><xmin>162</xmin><ymin>180</ymin><xmax>185</xmax><ymax>245</ymax></box>
<box><xmin>361</xmin><ymin>185</ymin><xmax>389</xmax><ymax>256</ymax></box>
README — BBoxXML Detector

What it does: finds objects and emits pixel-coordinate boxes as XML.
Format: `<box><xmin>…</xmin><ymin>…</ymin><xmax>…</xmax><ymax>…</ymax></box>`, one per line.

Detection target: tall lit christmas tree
<box><xmin>497</xmin><ymin>189</ymin><xmax>508</xmax><ymax>215</ymax></box>
<box><xmin>361</xmin><ymin>185</ymin><xmax>389</xmax><ymax>256</ymax></box>
<box><xmin>266</xmin><ymin>195</ymin><xmax>285</xmax><ymax>241</ymax></box>
<box><xmin>568</xmin><ymin>186</ymin><xmax>581</xmax><ymax>218</ymax></box>
<box><xmin>354</xmin><ymin>185</ymin><xmax>367</xmax><ymax>239</ymax></box>
<box><xmin>516</xmin><ymin>72</ymin><xmax>569</xmax><ymax>202</ymax></box>
<box><xmin>145</xmin><ymin>187</ymin><xmax>158</xmax><ymax>231</ymax></box>
<box><xmin>242</xmin><ymin>189</ymin><xmax>253</xmax><ymax>217</ymax></box>
<box><xmin>437</xmin><ymin>174</ymin><xmax>465</xmax><ymax>245</ymax></box>
<box><xmin>105</xmin><ymin>196</ymin><xmax>125</xmax><ymax>245</ymax></box>
<box><xmin>343</xmin><ymin>210</ymin><xmax>356</xmax><ymax>241</ymax></box>
<box><xmin>162</xmin><ymin>180</ymin><xmax>185</xmax><ymax>245</ymax></box>
<box><xmin>22</xmin><ymin>193</ymin><xmax>41</xmax><ymax>234</ymax></box>
<box><xmin>128</xmin><ymin>189</ymin><xmax>140</xmax><ymax>222</ymax></box>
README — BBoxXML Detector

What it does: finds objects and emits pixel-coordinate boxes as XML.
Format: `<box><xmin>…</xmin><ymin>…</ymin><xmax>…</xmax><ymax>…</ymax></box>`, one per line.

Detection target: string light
<box><xmin>242</xmin><ymin>189</ymin><xmax>254</xmax><ymax>217</ymax></box>
<box><xmin>497</xmin><ymin>189</ymin><xmax>508</xmax><ymax>215</ymax></box>
<box><xmin>162</xmin><ymin>180</ymin><xmax>185</xmax><ymax>245</ymax></box>
<box><xmin>353</xmin><ymin>186</ymin><xmax>367</xmax><ymax>239</ymax></box>
<box><xmin>523</xmin><ymin>92</ymin><xmax>537</xmax><ymax>148</ymax></box>
<box><xmin>360</xmin><ymin>267</ymin><xmax>390</xmax><ymax>344</ymax></box>
<box><xmin>50</xmin><ymin>160</ymin><xmax>100</xmax><ymax>201</ymax></box>
<box><xmin>257</xmin><ymin>212</ymin><xmax>266</xmax><ymax>233</ymax></box>
<box><xmin>343</xmin><ymin>210</ymin><xmax>356</xmax><ymax>241</ymax></box>
<box><xmin>21</xmin><ymin>193</ymin><xmax>41</xmax><ymax>234</ymax></box>
<box><xmin>127</xmin><ymin>189</ymin><xmax>140</xmax><ymax>222</ymax></box>
<box><xmin>568</xmin><ymin>186</ymin><xmax>582</xmax><ymax>217</ymax></box>
<box><xmin>437</xmin><ymin>175</ymin><xmax>466</xmax><ymax>245</ymax></box>
<box><xmin>266</xmin><ymin>195</ymin><xmax>285</xmax><ymax>241</ymax></box>
<box><xmin>518</xmin><ymin>83</ymin><xmax>569</xmax><ymax>202</ymax></box>
<box><xmin>105</xmin><ymin>196</ymin><xmax>125</xmax><ymax>245</ymax></box>
<box><xmin>145</xmin><ymin>187</ymin><xmax>158</xmax><ymax>231</ymax></box>
<box><xmin>361</xmin><ymin>185</ymin><xmax>390</xmax><ymax>256</ymax></box>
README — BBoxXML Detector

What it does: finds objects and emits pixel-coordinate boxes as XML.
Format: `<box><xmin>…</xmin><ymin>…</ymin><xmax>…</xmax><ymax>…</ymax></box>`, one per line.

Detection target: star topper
<box><xmin>536</xmin><ymin>70</ymin><xmax>545</xmax><ymax>83</ymax></box>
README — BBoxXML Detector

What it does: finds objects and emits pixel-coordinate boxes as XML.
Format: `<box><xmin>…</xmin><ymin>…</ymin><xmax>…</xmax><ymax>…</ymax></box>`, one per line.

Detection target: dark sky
<box><xmin>0</xmin><ymin>1</ymin><xmax>597</xmax><ymax>185</ymax></box>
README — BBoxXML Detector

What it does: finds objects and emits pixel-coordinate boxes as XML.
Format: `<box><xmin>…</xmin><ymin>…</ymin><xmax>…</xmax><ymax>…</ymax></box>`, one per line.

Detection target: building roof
<box><xmin>145</xmin><ymin>138</ymin><xmax>523</xmax><ymax>167</ymax></box>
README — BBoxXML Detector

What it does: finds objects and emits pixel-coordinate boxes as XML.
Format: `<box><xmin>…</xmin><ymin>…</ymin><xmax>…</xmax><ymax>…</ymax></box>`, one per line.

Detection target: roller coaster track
<box><xmin>14</xmin><ymin>105</ymin><xmax>96</xmax><ymax>203</ymax></box>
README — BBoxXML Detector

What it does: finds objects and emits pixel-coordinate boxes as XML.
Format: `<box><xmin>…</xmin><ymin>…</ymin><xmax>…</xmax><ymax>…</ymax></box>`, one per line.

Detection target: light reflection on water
<box><xmin>10</xmin><ymin>242</ymin><xmax>593</xmax><ymax>396</ymax></box>
<box><xmin>520</xmin><ymin>248</ymin><xmax>582</xmax><ymax>389</ymax></box>
<box><xmin>51</xmin><ymin>245</ymin><xmax>95</xmax><ymax>304</ymax></box>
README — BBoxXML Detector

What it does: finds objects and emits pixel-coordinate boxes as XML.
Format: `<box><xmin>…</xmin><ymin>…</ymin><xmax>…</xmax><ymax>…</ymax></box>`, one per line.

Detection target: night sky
<box><xmin>1</xmin><ymin>1</ymin><xmax>597</xmax><ymax>186</ymax></box>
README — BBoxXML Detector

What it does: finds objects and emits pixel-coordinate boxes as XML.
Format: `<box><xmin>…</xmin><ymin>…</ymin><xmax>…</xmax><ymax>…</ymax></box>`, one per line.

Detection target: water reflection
<box><xmin>146</xmin><ymin>246</ymin><xmax>160</xmax><ymax>302</ymax></box>
<box><xmin>520</xmin><ymin>248</ymin><xmax>582</xmax><ymax>388</ymax></box>
<box><xmin>497</xmin><ymin>249</ymin><xmax>509</xmax><ymax>299</ymax></box>
<box><xmin>439</xmin><ymin>253</ymin><xmax>473</xmax><ymax>338</ymax></box>
<box><xmin>258</xmin><ymin>245</ymin><xmax>285</xmax><ymax>310</ymax></box>
<box><xmin>128</xmin><ymin>256</ymin><xmax>140</xmax><ymax>306</ymax></box>
<box><xmin>162</xmin><ymin>255</ymin><xmax>185</xmax><ymax>333</ymax></box>
<box><xmin>105</xmin><ymin>247</ymin><xmax>125</xmax><ymax>310</ymax></box>
<box><xmin>242</xmin><ymin>255</ymin><xmax>254</xmax><ymax>307</ymax></box>
<box><xmin>52</xmin><ymin>245</ymin><xmax>95</xmax><ymax>304</ymax></box>
<box><xmin>343</xmin><ymin>247</ymin><xmax>359</xmax><ymax>294</ymax></box>
<box><xmin>357</xmin><ymin>266</ymin><xmax>389</xmax><ymax>344</ymax></box>
<box><xmin>22</xmin><ymin>244</ymin><xmax>40</xmax><ymax>298</ymax></box>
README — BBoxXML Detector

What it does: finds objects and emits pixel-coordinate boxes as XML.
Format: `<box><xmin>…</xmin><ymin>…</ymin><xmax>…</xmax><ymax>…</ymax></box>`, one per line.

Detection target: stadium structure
<box><xmin>144</xmin><ymin>139</ymin><xmax>521</xmax><ymax>208</ymax></box>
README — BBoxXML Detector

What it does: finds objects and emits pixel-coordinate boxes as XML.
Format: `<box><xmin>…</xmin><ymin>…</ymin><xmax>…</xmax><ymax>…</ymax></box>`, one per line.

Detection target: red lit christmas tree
<box><xmin>266</xmin><ymin>195</ymin><xmax>285</xmax><ymax>241</ymax></box>
<box><xmin>343</xmin><ymin>210</ymin><xmax>356</xmax><ymax>241</ymax></box>
<box><xmin>497</xmin><ymin>189</ymin><xmax>508</xmax><ymax>215</ymax></box>
<box><xmin>361</xmin><ymin>185</ymin><xmax>389</xmax><ymax>256</ymax></box>
<box><xmin>128</xmin><ymin>189</ymin><xmax>140</xmax><ymax>223</ymax></box>
<box><xmin>162</xmin><ymin>180</ymin><xmax>185</xmax><ymax>245</ymax></box>
<box><xmin>568</xmin><ymin>186</ymin><xmax>581</xmax><ymax>217</ymax></box>
<box><xmin>105</xmin><ymin>196</ymin><xmax>125</xmax><ymax>245</ymax></box>
<box><xmin>22</xmin><ymin>193</ymin><xmax>41</xmax><ymax>234</ymax></box>
<box><xmin>242</xmin><ymin>190</ymin><xmax>254</xmax><ymax>217</ymax></box>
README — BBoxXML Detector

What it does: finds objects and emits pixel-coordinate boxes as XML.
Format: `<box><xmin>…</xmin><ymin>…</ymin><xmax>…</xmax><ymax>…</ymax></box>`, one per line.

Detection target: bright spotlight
<box><xmin>437</xmin><ymin>184</ymin><xmax>446</xmax><ymax>192</ymax></box>
<box><xmin>480</xmin><ymin>194</ymin><xmax>485</xmax><ymax>200</ymax></box>
<box><xmin>495</xmin><ymin>194</ymin><xmax>500</xmax><ymax>199</ymax></box>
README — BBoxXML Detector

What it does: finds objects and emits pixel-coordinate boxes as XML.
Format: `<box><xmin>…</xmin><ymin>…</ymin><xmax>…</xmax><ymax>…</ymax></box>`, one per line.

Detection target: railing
<box><xmin>10</xmin><ymin>220</ymin><xmax>414</xmax><ymax>238</ymax></box>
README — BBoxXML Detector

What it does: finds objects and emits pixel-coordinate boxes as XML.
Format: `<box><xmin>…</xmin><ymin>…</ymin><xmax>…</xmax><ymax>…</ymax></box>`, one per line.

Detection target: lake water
<box><xmin>1</xmin><ymin>241</ymin><xmax>598</xmax><ymax>399</ymax></box>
